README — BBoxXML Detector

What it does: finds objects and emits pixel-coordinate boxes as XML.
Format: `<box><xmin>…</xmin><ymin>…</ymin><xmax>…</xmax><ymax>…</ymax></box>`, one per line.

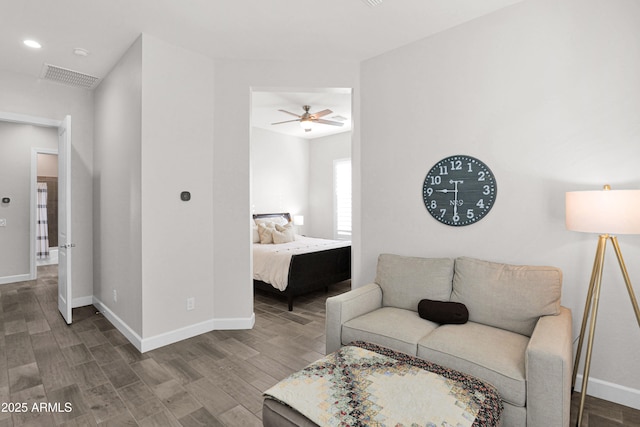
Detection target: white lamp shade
<box><xmin>293</xmin><ymin>215</ymin><xmax>304</xmax><ymax>226</ymax></box>
<box><xmin>299</xmin><ymin>120</ymin><xmax>313</xmax><ymax>131</ymax></box>
<box><xmin>566</xmin><ymin>189</ymin><xmax>640</xmax><ymax>234</ymax></box>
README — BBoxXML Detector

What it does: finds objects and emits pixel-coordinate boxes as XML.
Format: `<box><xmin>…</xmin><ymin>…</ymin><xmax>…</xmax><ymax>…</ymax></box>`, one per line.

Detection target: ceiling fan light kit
<box><xmin>299</xmin><ymin>119</ymin><xmax>314</xmax><ymax>132</ymax></box>
<box><xmin>272</xmin><ymin>105</ymin><xmax>344</xmax><ymax>133</ymax></box>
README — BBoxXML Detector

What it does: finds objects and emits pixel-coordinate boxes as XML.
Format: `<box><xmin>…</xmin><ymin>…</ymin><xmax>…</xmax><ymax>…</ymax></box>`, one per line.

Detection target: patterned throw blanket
<box><xmin>264</xmin><ymin>341</ymin><xmax>502</xmax><ymax>427</ymax></box>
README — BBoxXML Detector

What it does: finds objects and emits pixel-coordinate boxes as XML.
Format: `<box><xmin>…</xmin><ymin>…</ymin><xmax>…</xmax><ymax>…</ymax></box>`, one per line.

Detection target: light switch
<box><xmin>0</xmin><ymin>219</ymin><xmax>6</xmax><ymax>227</ymax></box>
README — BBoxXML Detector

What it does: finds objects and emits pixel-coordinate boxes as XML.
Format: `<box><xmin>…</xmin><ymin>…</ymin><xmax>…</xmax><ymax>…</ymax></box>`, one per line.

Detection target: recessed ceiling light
<box><xmin>73</xmin><ymin>48</ymin><xmax>89</xmax><ymax>57</ymax></box>
<box><xmin>23</xmin><ymin>39</ymin><xmax>42</xmax><ymax>49</ymax></box>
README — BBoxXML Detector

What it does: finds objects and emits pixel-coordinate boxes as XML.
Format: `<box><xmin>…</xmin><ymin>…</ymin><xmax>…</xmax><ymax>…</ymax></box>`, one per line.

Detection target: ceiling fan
<box><xmin>272</xmin><ymin>105</ymin><xmax>344</xmax><ymax>132</ymax></box>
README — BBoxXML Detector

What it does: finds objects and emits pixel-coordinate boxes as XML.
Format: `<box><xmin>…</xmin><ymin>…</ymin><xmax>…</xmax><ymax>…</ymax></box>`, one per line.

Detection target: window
<box><xmin>334</xmin><ymin>158</ymin><xmax>352</xmax><ymax>240</ymax></box>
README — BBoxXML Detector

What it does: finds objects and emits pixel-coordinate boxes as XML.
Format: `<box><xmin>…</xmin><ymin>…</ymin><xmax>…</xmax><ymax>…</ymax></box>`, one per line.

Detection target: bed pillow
<box><xmin>255</xmin><ymin>216</ymin><xmax>289</xmax><ymax>227</ymax></box>
<box><xmin>258</xmin><ymin>222</ymin><xmax>276</xmax><ymax>244</ymax></box>
<box><xmin>273</xmin><ymin>223</ymin><xmax>295</xmax><ymax>244</ymax></box>
<box><xmin>418</xmin><ymin>299</ymin><xmax>468</xmax><ymax>324</ymax></box>
<box><xmin>252</xmin><ymin>225</ymin><xmax>260</xmax><ymax>243</ymax></box>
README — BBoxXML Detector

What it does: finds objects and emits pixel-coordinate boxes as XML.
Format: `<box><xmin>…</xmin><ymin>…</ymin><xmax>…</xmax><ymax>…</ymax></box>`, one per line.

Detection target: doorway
<box><xmin>249</xmin><ymin>87</ymin><xmax>354</xmax><ymax>308</ymax></box>
<box><xmin>0</xmin><ymin>111</ymin><xmax>73</xmax><ymax>323</ymax></box>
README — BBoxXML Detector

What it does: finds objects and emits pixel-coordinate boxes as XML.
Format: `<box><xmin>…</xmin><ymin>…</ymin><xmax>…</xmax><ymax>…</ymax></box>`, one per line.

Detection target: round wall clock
<box><xmin>422</xmin><ymin>155</ymin><xmax>497</xmax><ymax>226</ymax></box>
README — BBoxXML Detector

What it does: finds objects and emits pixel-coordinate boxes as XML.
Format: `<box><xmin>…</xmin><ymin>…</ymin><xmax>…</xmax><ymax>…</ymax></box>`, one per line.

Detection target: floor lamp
<box><xmin>566</xmin><ymin>185</ymin><xmax>640</xmax><ymax>427</ymax></box>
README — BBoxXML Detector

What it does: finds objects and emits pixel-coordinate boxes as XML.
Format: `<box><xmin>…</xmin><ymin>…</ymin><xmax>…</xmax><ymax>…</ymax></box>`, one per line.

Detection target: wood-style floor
<box><xmin>0</xmin><ymin>265</ymin><xmax>637</xmax><ymax>426</ymax></box>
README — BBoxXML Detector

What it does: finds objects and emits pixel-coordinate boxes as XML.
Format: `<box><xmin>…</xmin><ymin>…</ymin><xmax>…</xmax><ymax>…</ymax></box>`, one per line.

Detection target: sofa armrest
<box><xmin>325</xmin><ymin>283</ymin><xmax>383</xmax><ymax>354</ymax></box>
<box><xmin>526</xmin><ymin>306</ymin><xmax>572</xmax><ymax>427</ymax></box>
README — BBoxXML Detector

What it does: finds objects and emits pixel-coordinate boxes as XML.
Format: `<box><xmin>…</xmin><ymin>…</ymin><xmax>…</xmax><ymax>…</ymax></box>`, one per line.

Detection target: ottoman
<box><xmin>263</xmin><ymin>341</ymin><xmax>502</xmax><ymax>427</ymax></box>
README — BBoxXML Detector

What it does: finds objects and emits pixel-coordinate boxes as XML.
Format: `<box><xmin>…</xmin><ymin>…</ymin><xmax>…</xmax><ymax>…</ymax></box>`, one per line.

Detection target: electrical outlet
<box><xmin>186</xmin><ymin>297</ymin><xmax>195</xmax><ymax>311</ymax></box>
<box><xmin>113</xmin><ymin>289</ymin><xmax>117</xmax><ymax>303</ymax></box>
<box><xmin>0</xmin><ymin>219</ymin><xmax>6</xmax><ymax>227</ymax></box>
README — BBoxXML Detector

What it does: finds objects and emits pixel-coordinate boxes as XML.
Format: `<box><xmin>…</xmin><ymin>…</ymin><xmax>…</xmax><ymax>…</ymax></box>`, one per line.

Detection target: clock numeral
<box><xmin>450</xmin><ymin>160</ymin><xmax>462</xmax><ymax>170</ymax></box>
<box><xmin>478</xmin><ymin>171</ymin><xmax>486</xmax><ymax>181</ymax></box>
<box><xmin>452</xmin><ymin>213</ymin><xmax>460</xmax><ymax>222</ymax></box>
<box><xmin>439</xmin><ymin>208</ymin><xmax>446</xmax><ymax>218</ymax></box>
<box><xmin>466</xmin><ymin>209</ymin><xmax>474</xmax><ymax>219</ymax></box>
<box><xmin>467</xmin><ymin>162</ymin><xmax>474</xmax><ymax>173</ymax></box>
<box><xmin>425</xmin><ymin>187</ymin><xmax>433</xmax><ymax>197</ymax></box>
<box><xmin>439</xmin><ymin>165</ymin><xmax>448</xmax><ymax>175</ymax></box>
<box><xmin>476</xmin><ymin>199</ymin><xmax>485</xmax><ymax>209</ymax></box>
<box><xmin>483</xmin><ymin>185</ymin><xmax>491</xmax><ymax>195</ymax></box>
<box><xmin>429</xmin><ymin>176</ymin><xmax>441</xmax><ymax>185</ymax></box>
<box><xmin>430</xmin><ymin>200</ymin><xmax>437</xmax><ymax>209</ymax></box>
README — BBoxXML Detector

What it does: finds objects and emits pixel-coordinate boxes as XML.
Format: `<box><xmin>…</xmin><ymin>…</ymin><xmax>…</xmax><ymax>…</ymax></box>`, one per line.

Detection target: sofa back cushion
<box><xmin>451</xmin><ymin>257</ymin><xmax>562</xmax><ymax>337</ymax></box>
<box><xmin>375</xmin><ymin>254</ymin><xmax>454</xmax><ymax>311</ymax></box>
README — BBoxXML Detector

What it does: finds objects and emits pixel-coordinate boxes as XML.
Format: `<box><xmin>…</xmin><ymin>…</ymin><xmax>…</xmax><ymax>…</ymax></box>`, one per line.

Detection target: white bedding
<box><xmin>253</xmin><ymin>235</ymin><xmax>351</xmax><ymax>291</ymax></box>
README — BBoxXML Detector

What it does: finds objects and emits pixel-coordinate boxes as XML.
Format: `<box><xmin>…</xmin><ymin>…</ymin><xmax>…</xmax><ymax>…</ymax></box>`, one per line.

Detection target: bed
<box><xmin>252</xmin><ymin>213</ymin><xmax>351</xmax><ymax>311</ymax></box>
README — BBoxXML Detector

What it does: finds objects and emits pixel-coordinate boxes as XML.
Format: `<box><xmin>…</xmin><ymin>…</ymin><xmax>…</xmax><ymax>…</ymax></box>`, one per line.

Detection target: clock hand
<box><xmin>451</xmin><ymin>180</ymin><xmax>463</xmax><ymax>217</ymax></box>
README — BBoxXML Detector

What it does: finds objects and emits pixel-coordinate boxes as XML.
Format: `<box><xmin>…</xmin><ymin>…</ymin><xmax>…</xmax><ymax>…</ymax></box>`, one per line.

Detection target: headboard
<box><xmin>253</xmin><ymin>213</ymin><xmax>292</xmax><ymax>223</ymax></box>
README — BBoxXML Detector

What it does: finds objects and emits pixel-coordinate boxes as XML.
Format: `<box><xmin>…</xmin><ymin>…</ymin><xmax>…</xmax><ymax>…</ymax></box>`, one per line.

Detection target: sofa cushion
<box><xmin>375</xmin><ymin>254</ymin><xmax>454</xmax><ymax>311</ymax></box>
<box><xmin>417</xmin><ymin>322</ymin><xmax>529</xmax><ymax>407</ymax></box>
<box><xmin>451</xmin><ymin>257</ymin><xmax>562</xmax><ymax>337</ymax></box>
<box><xmin>342</xmin><ymin>307</ymin><xmax>438</xmax><ymax>356</ymax></box>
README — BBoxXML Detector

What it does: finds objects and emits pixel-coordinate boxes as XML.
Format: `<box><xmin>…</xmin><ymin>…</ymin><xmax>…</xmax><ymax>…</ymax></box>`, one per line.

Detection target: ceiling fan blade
<box><xmin>278</xmin><ymin>109</ymin><xmax>301</xmax><ymax>118</ymax></box>
<box><xmin>310</xmin><ymin>109</ymin><xmax>332</xmax><ymax>119</ymax></box>
<box><xmin>271</xmin><ymin>119</ymin><xmax>300</xmax><ymax>125</ymax></box>
<box><xmin>314</xmin><ymin>118</ymin><xmax>344</xmax><ymax>127</ymax></box>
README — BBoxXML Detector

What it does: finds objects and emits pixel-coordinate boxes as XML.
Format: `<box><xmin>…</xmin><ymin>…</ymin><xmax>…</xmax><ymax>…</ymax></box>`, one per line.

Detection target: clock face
<box><xmin>422</xmin><ymin>155</ymin><xmax>497</xmax><ymax>226</ymax></box>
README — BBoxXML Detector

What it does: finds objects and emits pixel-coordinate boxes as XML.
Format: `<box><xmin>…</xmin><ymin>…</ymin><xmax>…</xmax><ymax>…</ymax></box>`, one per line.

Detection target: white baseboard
<box><xmin>72</xmin><ymin>296</ymin><xmax>93</xmax><ymax>308</ymax></box>
<box><xmin>140</xmin><ymin>313</ymin><xmax>256</xmax><ymax>353</ymax></box>
<box><xmin>0</xmin><ymin>273</ymin><xmax>33</xmax><ymax>285</ymax></box>
<box><xmin>92</xmin><ymin>296</ymin><xmax>255</xmax><ymax>353</ymax></box>
<box><xmin>575</xmin><ymin>374</ymin><xmax>640</xmax><ymax>410</ymax></box>
<box><xmin>92</xmin><ymin>297</ymin><xmax>144</xmax><ymax>352</ymax></box>
<box><xmin>213</xmin><ymin>313</ymin><xmax>256</xmax><ymax>330</ymax></box>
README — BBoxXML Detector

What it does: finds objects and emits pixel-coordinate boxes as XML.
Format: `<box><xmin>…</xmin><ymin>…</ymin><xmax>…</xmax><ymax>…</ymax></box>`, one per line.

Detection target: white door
<box><xmin>58</xmin><ymin>115</ymin><xmax>73</xmax><ymax>324</ymax></box>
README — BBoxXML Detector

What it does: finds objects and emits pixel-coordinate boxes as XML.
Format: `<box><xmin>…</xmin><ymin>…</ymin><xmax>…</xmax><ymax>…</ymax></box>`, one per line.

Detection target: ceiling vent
<box><xmin>40</xmin><ymin>63</ymin><xmax>100</xmax><ymax>90</ymax></box>
<box><xmin>361</xmin><ymin>0</ymin><xmax>383</xmax><ymax>7</ymax></box>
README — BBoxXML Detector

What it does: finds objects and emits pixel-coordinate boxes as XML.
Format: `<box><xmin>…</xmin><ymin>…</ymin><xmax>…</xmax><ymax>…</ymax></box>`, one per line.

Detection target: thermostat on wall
<box><xmin>1</xmin><ymin>197</ymin><xmax>9</xmax><ymax>204</ymax></box>
<box><xmin>180</xmin><ymin>191</ymin><xmax>191</xmax><ymax>202</ymax></box>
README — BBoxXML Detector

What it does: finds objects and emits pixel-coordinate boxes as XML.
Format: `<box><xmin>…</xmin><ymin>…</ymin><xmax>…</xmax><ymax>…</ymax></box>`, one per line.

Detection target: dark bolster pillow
<box><xmin>418</xmin><ymin>299</ymin><xmax>469</xmax><ymax>324</ymax></box>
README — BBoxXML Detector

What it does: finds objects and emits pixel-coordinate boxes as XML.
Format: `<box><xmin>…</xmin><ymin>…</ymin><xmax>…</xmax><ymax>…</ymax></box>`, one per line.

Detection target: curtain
<box><xmin>36</xmin><ymin>182</ymin><xmax>49</xmax><ymax>259</ymax></box>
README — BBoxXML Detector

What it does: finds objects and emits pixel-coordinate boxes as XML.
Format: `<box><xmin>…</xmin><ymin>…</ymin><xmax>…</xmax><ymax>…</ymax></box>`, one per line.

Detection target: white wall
<box><xmin>38</xmin><ymin>153</ymin><xmax>58</xmax><ymax>177</ymax></box>
<box><xmin>94</xmin><ymin>34</ymin><xmax>217</xmax><ymax>347</ymax></box>
<box><xmin>359</xmin><ymin>0</ymin><xmax>640</xmax><ymax>405</ymax></box>
<box><xmin>250</xmin><ymin>127</ymin><xmax>353</xmax><ymax>239</ymax></box>
<box><xmin>308</xmin><ymin>132</ymin><xmax>351</xmax><ymax>239</ymax></box>
<box><xmin>94</xmin><ymin>36</ymin><xmax>144</xmax><ymax>334</ymax></box>
<box><xmin>251</xmin><ymin>127</ymin><xmax>309</xmax><ymax>221</ymax></box>
<box><xmin>140</xmin><ymin>34</ymin><xmax>215</xmax><ymax>339</ymax></box>
<box><xmin>0</xmin><ymin>123</ymin><xmax>58</xmax><ymax>277</ymax></box>
<box><xmin>0</xmin><ymin>70</ymin><xmax>94</xmax><ymax>301</ymax></box>
<box><xmin>213</xmin><ymin>60</ymin><xmax>360</xmax><ymax>321</ymax></box>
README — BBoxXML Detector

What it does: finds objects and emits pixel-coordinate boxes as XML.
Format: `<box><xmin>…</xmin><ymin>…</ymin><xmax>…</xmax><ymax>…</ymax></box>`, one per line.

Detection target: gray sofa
<box><xmin>326</xmin><ymin>254</ymin><xmax>572</xmax><ymax>427</ymax></box>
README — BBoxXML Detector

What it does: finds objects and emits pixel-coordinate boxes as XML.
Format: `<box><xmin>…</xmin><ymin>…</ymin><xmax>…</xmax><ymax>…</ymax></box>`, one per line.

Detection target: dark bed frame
<box><xmin>253</xmin><ymin>213</ymin><xmax>351</xmax><ymax>311</ymax></box>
